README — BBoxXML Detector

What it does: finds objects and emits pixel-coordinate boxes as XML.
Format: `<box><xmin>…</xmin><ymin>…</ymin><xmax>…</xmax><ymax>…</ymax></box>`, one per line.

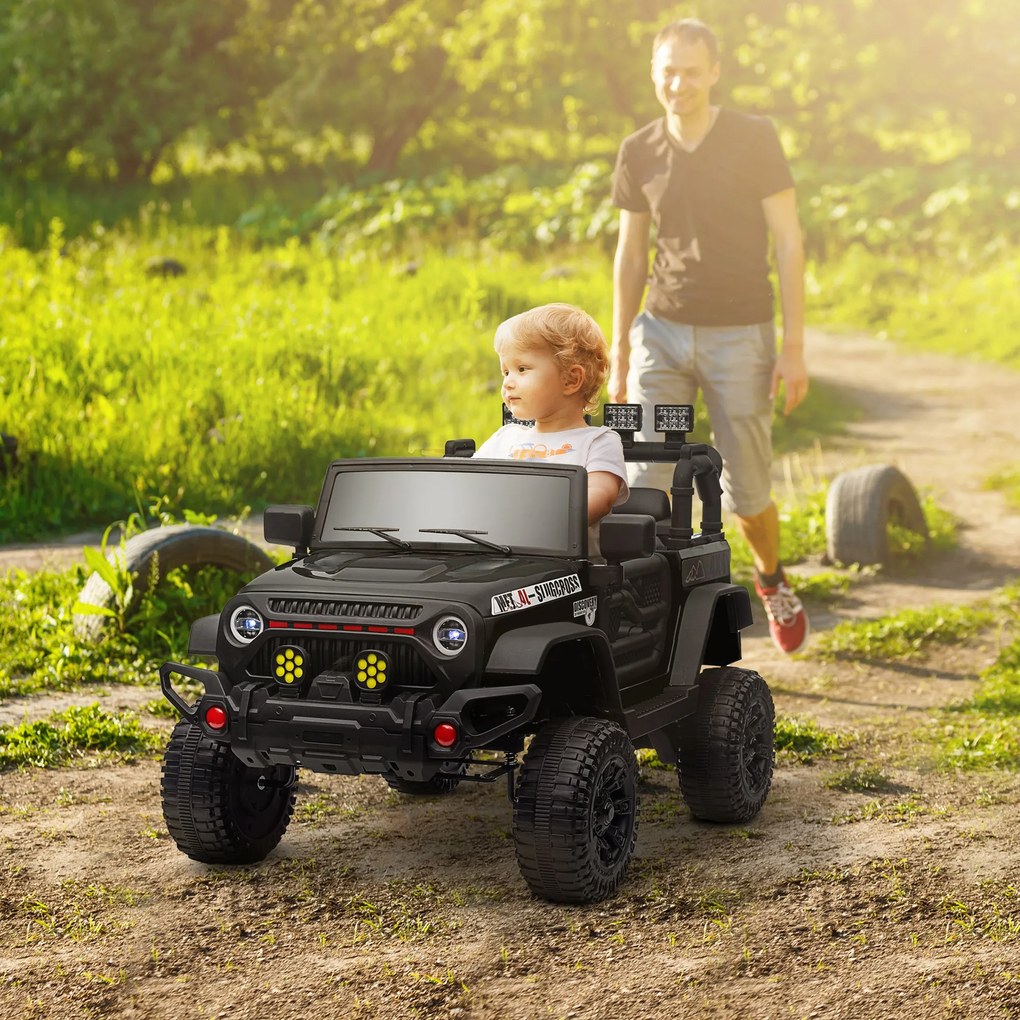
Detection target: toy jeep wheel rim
<box><xmin>591</xmin><ymin>755</ymin><xmax>634</xmax><ymax>870</ymax></box>
<box><xmin>232</xmin><ymin>766</ymin><xmax>293</xmax><ymax>841</ymax></box>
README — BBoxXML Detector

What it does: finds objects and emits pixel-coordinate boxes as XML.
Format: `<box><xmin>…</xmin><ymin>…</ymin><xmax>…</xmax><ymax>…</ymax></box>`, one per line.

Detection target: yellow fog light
<box><xmin>273</xmin><ymin>645</ymin><xmax>307</xmax><ymax>687</ymax></box>
<box><xmin>354</xmin><ymin>650</ymin><xmax>389</xmax><ymax>691</ymax></box>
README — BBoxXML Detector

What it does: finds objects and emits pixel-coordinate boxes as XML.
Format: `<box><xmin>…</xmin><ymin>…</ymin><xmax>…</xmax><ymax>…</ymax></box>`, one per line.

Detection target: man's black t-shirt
<box><xmin>612</xmin><ymin>109</ymin><xmax>794</xmax><ymax>326</ymax></box>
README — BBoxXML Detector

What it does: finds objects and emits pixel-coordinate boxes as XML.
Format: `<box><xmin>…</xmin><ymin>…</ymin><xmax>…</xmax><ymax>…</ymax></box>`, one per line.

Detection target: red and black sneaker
<box><xmin>754</xmin><ymin>571</ymin><xmax>810</xmax><ymax>654</ymax></box>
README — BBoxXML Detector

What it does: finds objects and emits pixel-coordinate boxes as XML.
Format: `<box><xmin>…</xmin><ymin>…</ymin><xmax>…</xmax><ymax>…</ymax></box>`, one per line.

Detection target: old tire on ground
<box><xmin>382</xmin><ymin>764</ymin><xmax>467</xmax><ymax>796</ymax></box>
<box><xmin>513</xmin><ymin>716</ymin><xmax>638</xmax><ymax>904</ymax></box>
<box><xmin>825</xmin><ymin>464</ymin><xmax>928</xmax><ymax>567</ymax></box>
<box><xmin>74</xmin><ymin>524</ymin><xmax>274</xmax><ymax>641</ymax></box>
<box><xmin>677</xmin><ymin>667</ymin><xmax>775</xmax><ymax>824</ymax></box>
<box><xmin>161</xmin><ymin>719</ymin><xmax>296</xmax><ymax>864</ymax></box>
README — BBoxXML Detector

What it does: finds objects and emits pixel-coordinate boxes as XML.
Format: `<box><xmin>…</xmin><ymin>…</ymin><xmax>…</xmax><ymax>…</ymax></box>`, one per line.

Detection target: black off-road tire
<box><xmin>825</xmin><ymin>464</ymin><xmax>928</xmax><ymax>567</ymax></box>
<box><xmin>513</xmin><ymin>717</ymin><xmax>639</xmax><ymax>904</ymax></box>
<box><xmin>677</xmin><ymin>667</ymin><xmax>775</xmax><ymax>824</ymax></box>
<box><xmin>75</xmin><ymin>524</ymin><xmax>275</xmax><ymax>641</ymax></box>
<box><xmin>382</xmin><ymin>765</ymin><xmax>466</xmax><ymax>796</ymax></box>
<box><xmin>161</xmin><ymin>720</ymin><xmax>296</xmax><ymax>864</ymax></box>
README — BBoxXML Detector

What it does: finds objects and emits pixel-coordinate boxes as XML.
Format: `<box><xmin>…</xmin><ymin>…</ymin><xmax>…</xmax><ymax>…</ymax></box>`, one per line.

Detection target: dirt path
<box><xmin>2</xmin><ymin>328</ymin><xmax>1020</xmax><ymax>1019</ymax></box>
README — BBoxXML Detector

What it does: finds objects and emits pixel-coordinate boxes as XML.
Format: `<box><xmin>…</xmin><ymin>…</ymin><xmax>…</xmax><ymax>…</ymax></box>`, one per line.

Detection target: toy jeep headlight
<box><xmin>433</xmin><ymin>616</ymin><xmax>468</xmax><ymax>656</ymax></box>
<box><xmin>273</xmin><ymin>645</ymin><xmax>307</xmax><ymax>688</ymax></box>
<box><xmin>355</xmin><ymin>651</ymin><xmax>389</xmax><ymax>691</ymax></box>
<box><xmin>229</xmin><ymin>606</ymin><xmax>264</xmax><ymax>643</ymax></box>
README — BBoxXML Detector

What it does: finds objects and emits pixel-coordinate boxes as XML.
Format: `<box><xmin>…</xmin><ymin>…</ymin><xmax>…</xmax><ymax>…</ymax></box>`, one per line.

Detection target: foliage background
<box><xmin>1</xmin><ymin>0</ymin><xmax>1018</xmax><ymax>538</ymax></box>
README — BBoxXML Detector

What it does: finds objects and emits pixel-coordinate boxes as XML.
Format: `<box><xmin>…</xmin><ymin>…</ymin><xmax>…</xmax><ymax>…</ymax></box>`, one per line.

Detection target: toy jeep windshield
<box><xmin>160</xmin><ymin>404</ymin><xmax>775</xmax><ymax>904</ymax></box>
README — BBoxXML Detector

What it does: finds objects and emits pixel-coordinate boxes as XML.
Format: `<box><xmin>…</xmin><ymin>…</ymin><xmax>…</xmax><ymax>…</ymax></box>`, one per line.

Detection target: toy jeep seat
<box><xmin>615</xmin><ymin>487</ymin><xmax>670</xmax><ymax>522</ymax></box>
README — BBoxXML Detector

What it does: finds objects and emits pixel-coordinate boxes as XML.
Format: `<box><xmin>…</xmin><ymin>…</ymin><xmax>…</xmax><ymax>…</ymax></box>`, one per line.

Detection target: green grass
<box><xmin>985</xmin><ymin>466</ymin><xmax>1020</xmax><ymax>512</ymax></box>
<box><xmin>824</xmin><ymin>764</ymin><xmax>895</xmax><ymax>793</ymax></box>
<box><xmin>774</xmin><ymin>715</ymin><xmax>849</xmax><ymax>763</ymax></box>
<box><xmin>813</xmin><ymin>603</ymin><xmax>994</xmax><ymax>662</ymax></box>
<box><xmin>934</xmin><ymin>584</ymin><xmax>1020</xmax><ymax>770</ymax></box>
<box><xmin>1</xmin><ymin>219</ymin><xmax>857</xmax><ymax>542</ymax></box>
<box><xmin>0</xmin><ymin>554</ymin><xmax>247</xmax><ymax>698</ymax></box>
<box><xmin>0</xmin><ymin>703</ymin><xmax>162</xmax><ymax>770</ymax></box>
<box><xmin>808</xmin><ymin>247</ymin><xmax>1020</xmax><ymax>370</ymax></box>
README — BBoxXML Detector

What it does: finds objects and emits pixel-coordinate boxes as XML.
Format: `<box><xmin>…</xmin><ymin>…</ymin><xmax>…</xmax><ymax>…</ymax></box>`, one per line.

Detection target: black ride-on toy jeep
<box><xmin>159</xmin><ymin>404</ymin><xmax>775</xmax><ymax>904</ymax></box>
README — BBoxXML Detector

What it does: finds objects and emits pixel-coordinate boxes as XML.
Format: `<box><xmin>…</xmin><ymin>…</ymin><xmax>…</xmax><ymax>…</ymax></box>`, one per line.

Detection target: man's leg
<box><xmin>626</xmin><ymin>312</ymin><xmax>697</xmax><ymax>493</ymax></box>
<box><xmin>735</xmin><ymin>501</ymin><xmax>779</xmax><ymax>576</ymax></box>
<box><xmin>695</xmin><ymin>322</ymin><xmax>809</xmax><ymax>653</ymax></box>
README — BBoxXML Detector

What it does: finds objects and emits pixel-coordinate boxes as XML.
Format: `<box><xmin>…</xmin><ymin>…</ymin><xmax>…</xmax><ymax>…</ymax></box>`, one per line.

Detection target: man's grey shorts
<box><xmin>626</xmin><ymin>311</ymin><xmax>776</xmax><ymax>518</ymax></box>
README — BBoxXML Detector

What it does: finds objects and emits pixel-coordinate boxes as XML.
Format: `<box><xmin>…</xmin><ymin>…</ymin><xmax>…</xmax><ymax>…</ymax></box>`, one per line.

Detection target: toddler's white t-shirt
<box><xmin>474</xmin><ymin>425</ymin><xmax>630</xmax><ymax>556</ymax></box>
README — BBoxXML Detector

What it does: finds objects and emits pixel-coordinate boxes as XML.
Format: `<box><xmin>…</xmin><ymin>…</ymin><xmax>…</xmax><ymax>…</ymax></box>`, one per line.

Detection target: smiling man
<box><xmin>608</xmin><ymin>18</ymin><xmax>810</xmax><ymax>654</ymax></box>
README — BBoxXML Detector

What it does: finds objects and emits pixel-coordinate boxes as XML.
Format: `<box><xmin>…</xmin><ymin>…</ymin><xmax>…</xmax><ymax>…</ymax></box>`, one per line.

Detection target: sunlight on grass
<box><xmin>0</xmin><ymin>703</ymin><xmax>162</xmax><ymax>770</ymax></box>
<box><xmin>813</xmin><ymin>603</ymin><xmax>994</xmax><ymax>662</ymax></box>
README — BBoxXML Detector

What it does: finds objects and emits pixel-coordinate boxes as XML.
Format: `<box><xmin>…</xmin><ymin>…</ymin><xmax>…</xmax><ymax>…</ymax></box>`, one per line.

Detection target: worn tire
<box><xmin>513</xmin><ymin>717</ymin><xmax>639</xmax><ymax>904</ymax></box>
<box><xmin>161</xmin><ymin>720</ymin><xmax>296</xmax><ymax>864</ymax></box>
<box><xmin>825</xmin><ymin>464</ymin><xmax>928</xmax><ymax>567</ymax></box>
<box><xmin>74</xmin><ymin>524</ymin><xmax>274</xmax><ymax>641</ymax></box>
<box><xmin>677</xmin><ymin>667</ymin><xmax>775</xmax><ymax>824</ymax></box>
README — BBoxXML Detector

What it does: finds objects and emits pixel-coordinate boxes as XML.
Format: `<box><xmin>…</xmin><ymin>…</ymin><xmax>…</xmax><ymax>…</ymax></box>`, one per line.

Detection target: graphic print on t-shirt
<box><xmin>508</xmin><ymin>441</ymin><xmax>573</xmax><ymax>461</ymax></box>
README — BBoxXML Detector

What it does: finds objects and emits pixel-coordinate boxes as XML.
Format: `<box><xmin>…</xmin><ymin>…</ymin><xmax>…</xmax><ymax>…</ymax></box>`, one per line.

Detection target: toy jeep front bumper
<box><xmin>160</xmin><ymin>661</ymin><xmax>540</xmax><ymax>781</ymax></box>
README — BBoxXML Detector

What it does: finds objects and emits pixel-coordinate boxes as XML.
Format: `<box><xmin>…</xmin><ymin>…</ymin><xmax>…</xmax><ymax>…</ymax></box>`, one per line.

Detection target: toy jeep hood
<box><xmin>243</xmin><ymin>549</ymin><xmax>584</xmax><ymax>615</ymax></box>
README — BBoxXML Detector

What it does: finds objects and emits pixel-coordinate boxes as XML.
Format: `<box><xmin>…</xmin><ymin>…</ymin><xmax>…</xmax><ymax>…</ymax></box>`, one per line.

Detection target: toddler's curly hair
<box><xmin>494</xmin><ymin>303</ymin><xmax>610</xmax><ymax>414</ymax></box>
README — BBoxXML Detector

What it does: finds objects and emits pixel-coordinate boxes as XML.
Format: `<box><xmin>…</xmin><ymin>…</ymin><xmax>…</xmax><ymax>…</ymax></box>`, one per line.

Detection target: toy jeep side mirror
<box><xmin>444</xmin><ymin>438</ymin><xmax>476</xmax><ymax>458</ymax></box>
<box><xmin>599</xmin><ymin>513</ymin><xmax>656</xmax><ymax>563</ymax></box>
<box><xmin>264</xmin><ymin>504</ymin><xmax>314</xmax><ymax>555</ymax></box>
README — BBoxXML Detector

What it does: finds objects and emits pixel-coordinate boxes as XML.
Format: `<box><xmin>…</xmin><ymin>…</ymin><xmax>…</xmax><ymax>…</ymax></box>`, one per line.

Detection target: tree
<box><xmin>0</xmin><ymin>0</ymin><xmax>286</xmax><ymax>180</ymax></box>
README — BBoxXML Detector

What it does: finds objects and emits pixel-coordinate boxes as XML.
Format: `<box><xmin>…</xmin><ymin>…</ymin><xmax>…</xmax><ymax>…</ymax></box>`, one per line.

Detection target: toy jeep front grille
<box><xmin>267</xmin><ymin>598</ymin><xmax>422</xmax><ymax>621</ymax></box>
<box><xmin>247</xmin><ymin>636</ymin><xmax>439</xmax><ymax>690</ymax></box>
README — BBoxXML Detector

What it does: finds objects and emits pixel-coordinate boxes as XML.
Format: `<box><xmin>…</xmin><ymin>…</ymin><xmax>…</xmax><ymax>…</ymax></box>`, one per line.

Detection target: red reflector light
<box><xmin>268</xmin><ymin>620</ymin><xmax>286</xmax><ymax>629</ymax></box>
<box><xmin>343</xmin><ymin>625</ymin><xmax>363</xmax><ymax>632</ymax></box>
<box><xmin>368</xmin><ymin>626</ymin><xmax>388</xmax><ymax>633</ymax></box>
<box><xmin>319</xmin><ymin>623</ymin><xmax>338</xmax><ymax>631</ymax></box>
<box><xmin>205</xmin><ymin>705</ymin><xmax>228</xmax><ymax>730</ymax></box>
<box><xmin>394</xmin><ymin>627</ymin><xmax>415</xmax><ymax>635</ymax></box>
<box><xmin>294</xmin><ymin>622</ymin><xmax>312</xmax><ymax>629</ymax></box>
<box><xmin>433</xmin><ymin>723</ymin><xmax>457</xmax><ymax>748</ymax></box>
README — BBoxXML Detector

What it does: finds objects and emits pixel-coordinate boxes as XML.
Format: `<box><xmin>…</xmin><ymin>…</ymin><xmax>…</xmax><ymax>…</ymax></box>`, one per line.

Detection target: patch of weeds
<box><xmin>984</xmin><ymin>465</ymin><xmax>1020</xmax><ymax>512</ymax></box>
<box><xmin>888</xmin><ymin>493</ymin><xmax>958</xmax><ymax>558</ymax></box>
<box><xmin>824</xmin><ymin>763</ymin><xmax>895</xmax><ymax>792</ymax></box>
<box><xmin>832</xmin><ymin>795</ymin><xmax>947</xmax><ymax>826</ymax></box>
<box><xmin>0</xmin><ymin>703</ymin><xmax>163</xmax><ymax>770</ymax></box>
<box><xmin>774</xmin><ymin>715</ymin><xmax>849</xmax><ymax>763</ymax></box>
<box><xmin>643</xmin><ymin>798</ymin><xmax>686</xmax><ymax>823</ymax></box>
<box><xmin>937</xmin><ymin>723</ymin><xmax>1020</xmax><ymax>771</ymax></box>
<box><xmin>635</xmin><ymin>747</ymin><xmax>670</xmax><ymax>770</ymax></box>
<box><xmin>940</xmin><ymin>882</ymin><xmax>1020</xmax><ymax>942</ymax></box>
<box><xmin>347</xmin><ymin>893</ymin><xmax>446</xmax><ymax>944</ymax></box>
<box><xmin>813</xmin><ymin>603</ymin><xmax>994</xmax><ymax>662</ymax></box>
<box><xmin>935</xmin><ymin>591</ymin><xmax>1020</xmax><ymax>769</ymax></box>
<box><xmin>789</xmin><ymin>570</ymin><xmax>854</xmax><ymax>604</ymax></box>
<box><xmin>54</xmin><ymin>787</ymin><xmax>112</xmax><ymax>808</ymax></box>
<box><xmin>19</xmin><ymin>882</ymin><xmax>137</xmax><ymax>944</ymax></box>
<box><xmin>295</xmin><ymin>793</ymin><xmax>361</xmax><ymax>824</ymax></box>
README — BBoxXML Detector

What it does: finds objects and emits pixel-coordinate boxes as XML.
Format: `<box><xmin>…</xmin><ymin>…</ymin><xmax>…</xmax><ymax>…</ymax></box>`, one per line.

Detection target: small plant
<box><xmin>0</xmin><ymin>703</ymin><xmax>163</xmax><ymax>771</ymax></box>
<box><xmin>813</xmin><ymin>603</ymin><xmax>994</xmax><ymax>662</ymax></box>
<box><xmin>824</xmin><ymin>764</ymin><xmax>894</xmax><ymax>792</ymax></box>
<box><xmin>774</xmin><ymin>715</ymin><xmax>848</xmax><ymax>763</ymax></box>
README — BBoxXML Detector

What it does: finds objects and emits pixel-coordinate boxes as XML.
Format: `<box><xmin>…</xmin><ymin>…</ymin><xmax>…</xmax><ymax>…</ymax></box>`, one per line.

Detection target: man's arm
<box><xmin>609</xmin><ymin>209</ymin><xmax>651</xmax><ymax>403</ymax></box>
<box><xmin>762</xmin><ymin>187</ymin><xmax>808</xmax><ymax>415</ymax></box>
